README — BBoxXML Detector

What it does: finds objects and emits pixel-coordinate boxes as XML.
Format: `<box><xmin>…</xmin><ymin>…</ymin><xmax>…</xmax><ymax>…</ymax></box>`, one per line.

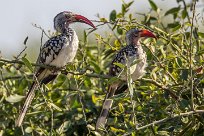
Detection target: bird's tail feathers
<box><xmin>96</xmin><ymin>85</ymin><xmax>117</xmax><ymax>130</ymax></box>
<box><xmin>15</xmin><ymin>82</ymin><xmax>37</xmax><ymax>127</ymax></box>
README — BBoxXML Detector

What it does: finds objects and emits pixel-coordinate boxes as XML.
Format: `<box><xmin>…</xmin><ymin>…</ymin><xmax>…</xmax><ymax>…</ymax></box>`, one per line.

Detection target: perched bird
<box><xmin>96</xmin><ymin>28</ymin><xmax>156</xmax><ymax>130</ymax></box>
<box><xmin>16</xmin><ymin>11</ymin><xmax>95</xmax><ymax>127</ymax></box>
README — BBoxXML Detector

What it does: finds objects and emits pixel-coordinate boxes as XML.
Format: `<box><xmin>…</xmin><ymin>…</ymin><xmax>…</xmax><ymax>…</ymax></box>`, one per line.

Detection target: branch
<box><xmin>136</xmin><ymin>110</ymin><xmax>204</xmax><ymax>131</ymax></box>
<box><xmin>0</xmin><ymin>58</ymin><xmax>56</xmax><ymax>69</ymax></box>
<box><xmin>0</xmin><ymin>57</ymin><xmax>178</xmax><ymax>100</ymax></box>
<box><xmin>139</xmin><ymin>78</ymin><xmax>178</xmax><ymax>100</ymax></box>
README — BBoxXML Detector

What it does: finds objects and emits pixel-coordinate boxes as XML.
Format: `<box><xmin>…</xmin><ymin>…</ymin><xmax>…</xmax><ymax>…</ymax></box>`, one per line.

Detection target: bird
<box><xmin>15</xmin><ymin>11</ymin><xmax>95</xmax><ymax>127</ymax></box>
<box><xmin>96</xmin><ymin>28</ymin><xmax>156</xmax><ymax>130</ymax></box>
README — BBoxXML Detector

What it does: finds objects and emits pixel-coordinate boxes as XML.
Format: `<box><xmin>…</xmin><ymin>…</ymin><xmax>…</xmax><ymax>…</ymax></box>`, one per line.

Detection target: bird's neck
<box><xmin>62</xmin><ymin>27</ymin><xmax>73</xmax><ymax>34</ymax></box>
<box><xmin>128</xmin><ymin>43</ymin><xmax>142</xmax><ymax>51</ymax></box>
<box><xmin>127</xmin><ymin>37</ymin><xmax>140</xmax><ymax>46</ymax></box>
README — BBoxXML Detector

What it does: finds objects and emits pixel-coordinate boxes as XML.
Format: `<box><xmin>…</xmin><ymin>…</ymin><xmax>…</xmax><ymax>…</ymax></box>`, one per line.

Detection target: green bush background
<box><xmin>0</xmin><ymin>0</ymin><xmax>204</xmax><ymax>135</ymax></box>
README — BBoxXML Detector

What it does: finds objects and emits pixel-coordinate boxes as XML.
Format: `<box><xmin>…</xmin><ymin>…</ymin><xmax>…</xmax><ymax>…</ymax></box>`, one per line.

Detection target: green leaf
<box><xmin>137</xmin><ymin>105</ymin><xmax>142</xmax><ymax>111</ymax></box>
<box><xmin>113</xmin><ymin>62</ymin><xmax>125</xmax><ymax>69</ymax></box>
<box><xmin>100</xmin><ymin>18</ymin><xmax>107</xmax><ymax>22</ymax></box>
<box><xmin>22</xmin><ymin>57</ymin><xmax>33</xmax><ymax>71</ymax></box>
<box><xmin>179</xmin><ymin>99</ymin><xmax>189</xmax><ymax>109</ymax></box>
<box><xmin>148</xmin><ymin>0</ymin><xmax>158</xmax><ymax>11</ymax></box>
<box><xmin>165</xmin><ymin>7</ymin><xmax>180</xmax><ymax>16</ymax></box>
<box><xmin>122</xmin><ymin>4</ymin><xmax>126</xmax><ymax>16</ymax></box>
<box><xmin>70</xmin><ymin>96</ymin><xmax>80</xmax><ymax>108</ymax></box>
<box><xmin>92</xmin><ymin>94</ymin><xmax>97</xmax><ymax>104</ymax></box>
<box><xmin>57</xmin><ymin>121</ymin><xmax>70</xmax><ymax>134</ymax></box>
<box><xmin>154</xmin><ymin>27</ymin><xmax>168</xmax><ymax>35</ymax></box>
<box><xmin>157</xmin><ymin>131</ymin><xmax>169</xmax><ymax>136</ymax></box>
<box><xmin>182</xmin><ymin>9</ymin><xmax>188</xmax><ymax>19</ymax></box>
<box><xmin>173</xmin><ymin>24</ymin><xmax>181</xmax><ymax>32</ymax></box>
<box><xmin>24</xmin><ymin>36</ymin><xmax>29</xmax><ymax>45</ymax></box>
<box><xmin>109</xmin><ymin>10</ymin><xmax>117</xmax><ymax>22</ymax></box>
<box><xmin>167</xmin><ymin>22</ymin><xmax>180</xmax><ymax>28</ymax></box>
<box><xmin>114</xmin><ymin>40</ymin><xmax>121</xmax><ymax>48</ymax></box>
<box><xmin>6</xmin><ymin>94</ymin><xmax>25</xmax><ymax>103</ymax></box>
<box><xmin>117</xmin><ymin>26</ymin><xmax>123</xmax><ymax>35</ymax></box>
<box><xmin>193</xmin><ymin>28</ymin><xmax>199</xmax><ymax>39</ymax></box>
<box><xmin>197</xmin><ymin>50</ymin><xmax>204</xmax><ymax>55</ymax></box>
<box><xmin>25</xmin><ymin>127</ymin><xmax>33</xmax><ymax>133</ymax></box>
<box><xmin>198</xmin><ymin>32</ymin><xmax>204</xmax><ymax>38</ymax></box>
<box><xmin>127</xmin><ymin>1</ymin><xmax>134</xmax><ymax>8</ymax></box>
<box><xmin>176</xmin><ymin>57</ymin><xmax>182</xmax><ymax>67</ymax></box>
<box><xmin>127</xmin><ymin>65</ymin><xmax>133</xmax><ymax>96</ymax></box>
<box><xmin>127</xmin><ymin>79</ymin><xmax>133</xmax><ymax>96</ymax></box>
<box><xmin>107</xmin><ymin>76</ymin><xmax>119</xmax><ymax>84</ymax></box>
<box><xmin>110</xmin><ymin>93</ymin><xmax>127</xmax><ymax>100</ymax></box>
<box><xmin>118</xmin><ymin>103</ymin><xmax>125</xmax><ymax>112</ymax></box>
<box><xmin>177</xmin><ymin>0</ymin><xmax>183</xmax><ymax>2</ymax></box>
<box><xmin>130</xmin><ymin>59</ymin><xmax>142</xmax><ymax>67</ymax></box>
<box><xmin>181</xmin><ymin>69</ymin><xmax>188</xmax><ymax>80</ymax></box>
<box><xmin>83</xmin><ymin>30</ymin><xmax>87</xmax><ymax>44</ymax></box>
<box><xmin>0</xmin><ymin>62</ymin><xmax>5</xmax><ymax>68</ymax></box>
<box><xmin>90</xmin><ymin>61</ymin><xmax>101</xmax><ymax>73</ymax></box>
<box><xmin>84</xmin><ymin>77</ymin><xmax>92</xmax><ymax>87</ymax></box>
<box><xmin>49</xmin><ymin>102</ymin><xmax>62</xmax><ymax>111</ymax></box>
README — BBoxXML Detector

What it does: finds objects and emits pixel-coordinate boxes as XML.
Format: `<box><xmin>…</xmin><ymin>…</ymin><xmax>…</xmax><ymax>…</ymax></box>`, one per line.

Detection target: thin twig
<box><xmin>32</xmin><ymin>23</ymin><xmax>50</xmax><ymax>38</ymax></box>
<box><xmin>135</xmin><ymin>110</ymin><xmax>204</xmax><ymax>131</ymax></box>
<box><xmin>15</xmin><ymin>45</ymin><xmax>27</xmax><ymax>60</ymax></box>
<box><xmin>189</xmin><ymin>0</ymin><xmax>197</xmax><ymax>110</ymax></box>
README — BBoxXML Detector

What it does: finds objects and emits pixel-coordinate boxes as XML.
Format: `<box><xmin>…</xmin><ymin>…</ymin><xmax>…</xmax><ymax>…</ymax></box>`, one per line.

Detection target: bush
<box><xmin>0</xmin><ymin>0</ymin><xmax>204</xmax><ymax>135</ymax></box>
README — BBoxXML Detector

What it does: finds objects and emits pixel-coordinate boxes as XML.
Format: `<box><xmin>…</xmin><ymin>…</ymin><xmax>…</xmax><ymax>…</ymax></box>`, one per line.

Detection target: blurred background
<box><xmin>0</xmin><ymin>0</ymin><xmax>203</xmax><ymax>59</ymax></box>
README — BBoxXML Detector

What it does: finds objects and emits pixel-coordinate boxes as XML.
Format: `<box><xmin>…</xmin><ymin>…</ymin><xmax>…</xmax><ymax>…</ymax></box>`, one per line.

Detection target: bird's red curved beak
<box><xmin>74</xmin><ymin>14</ymin><xmax>95</xmax><ymax>28</ymax></box>
<box><xmin>140</xmin><ymin>30</ymin><xmax>157</xmax><ymax>39</ymax></box>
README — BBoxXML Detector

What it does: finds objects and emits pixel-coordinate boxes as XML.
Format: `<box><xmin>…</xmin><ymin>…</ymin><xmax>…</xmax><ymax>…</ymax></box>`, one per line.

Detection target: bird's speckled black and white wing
<box><xmin>109</xmin><ymin>44</ymin><xmax>137</xmax><ymax>76</ymax></box>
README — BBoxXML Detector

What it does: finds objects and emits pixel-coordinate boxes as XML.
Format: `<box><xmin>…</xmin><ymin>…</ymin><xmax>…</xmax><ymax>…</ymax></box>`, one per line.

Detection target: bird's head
<box><xmin>126</xmin><ymin>28</ymin><xmax>156</xmax><ymax>45</ymax></box>
<box><xmin>54</xmin><ymin>11</ymin><xmax>95</xmax><ymax>33</ymax></box>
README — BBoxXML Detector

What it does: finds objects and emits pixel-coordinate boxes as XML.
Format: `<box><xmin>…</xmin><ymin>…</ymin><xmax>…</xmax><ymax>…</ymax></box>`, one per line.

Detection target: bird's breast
<box><xmin>119</xmin><ymin>46</ymin><xmax>147</xmax><ymax>81</ymax></box>
<box><xmin>50</xmin><ymin>33</ymin><xmax>79</xmax><ymax>68</ymax></box>
<box><xmin>130</xmin><ymin>50</ymin><xmax>147</xmax><ymax>81</ymax></box>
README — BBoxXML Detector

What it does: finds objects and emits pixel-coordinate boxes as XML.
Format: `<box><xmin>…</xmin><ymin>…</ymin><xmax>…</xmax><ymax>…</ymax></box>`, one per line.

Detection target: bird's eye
<box><xmin>133</xmin><ymin>33</ymin><xmax>138</xmax><ymax>37</ymax></box>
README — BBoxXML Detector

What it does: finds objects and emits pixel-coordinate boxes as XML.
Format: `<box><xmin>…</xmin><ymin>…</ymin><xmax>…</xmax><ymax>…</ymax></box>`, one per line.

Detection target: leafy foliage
<box><xmin>0</xmin><ymin>0</ymin><xmax>204</xmax><ymax>135</ymax></box>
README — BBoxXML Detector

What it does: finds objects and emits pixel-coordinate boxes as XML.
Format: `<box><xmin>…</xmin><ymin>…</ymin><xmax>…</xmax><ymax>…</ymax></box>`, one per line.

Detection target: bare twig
<box><xmin>14</xmin><ymin>36</ymin><xmax>28</xmax><ymax>60</ymax></box>
<box><xmin>32</xmin><ymin>23</ymin><xmax>50</xmax><ymax>38</ymax></box>
<box><xmin>136</xmin><ymin>110</ymin><xmax>204</xmax><ymax>131</ymax></box>
<box><xmin>15</xmin><ymin>46</ymin><xmax>27</xmax><ymax>60</ymax></box>
<box><xmin>0</xmin><ymin>58</ymin><xmax>56</xmax><ymax>69</ymax></box>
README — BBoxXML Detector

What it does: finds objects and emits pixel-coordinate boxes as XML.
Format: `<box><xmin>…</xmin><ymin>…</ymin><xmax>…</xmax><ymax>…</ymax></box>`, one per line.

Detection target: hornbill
<box><xmin>16</xmin><ymin>11</ymin><xmax>95</xmax><ymax>127</ymax></box>
<box><xmin>96</xmin><ymin>28</ymin><xmax>156</xmax><ymax>130</ymax></box>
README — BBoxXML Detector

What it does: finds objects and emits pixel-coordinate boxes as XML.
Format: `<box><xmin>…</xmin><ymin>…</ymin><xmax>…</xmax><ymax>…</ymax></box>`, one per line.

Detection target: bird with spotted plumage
<box><xmin>96</xmin><ymin>28</ymin><xmax>156</xmax><ymax>130</ymax></box>
<box><xmin>15</xmin><ymin>11</ymin><xmax>95</xmax><ymax>127</ymax></box>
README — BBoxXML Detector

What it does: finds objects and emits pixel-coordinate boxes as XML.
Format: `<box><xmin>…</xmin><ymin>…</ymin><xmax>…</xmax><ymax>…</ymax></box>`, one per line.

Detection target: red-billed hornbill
<box><xmin>96</xmin><ymin>28</ymin><xmax>156</xmax><ymax>130</ymax></box>
<box><xmin>16</xmin><ymin>11</ymin><xmax>95</xmax><ymax>126</ymax></box>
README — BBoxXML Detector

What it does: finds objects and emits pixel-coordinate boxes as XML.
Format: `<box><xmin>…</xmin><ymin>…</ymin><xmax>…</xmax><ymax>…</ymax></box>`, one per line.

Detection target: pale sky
<box><xmin>0</xmin><ymin>0</ymin><xmax>202</xmax><ymax>59</ymax></box>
